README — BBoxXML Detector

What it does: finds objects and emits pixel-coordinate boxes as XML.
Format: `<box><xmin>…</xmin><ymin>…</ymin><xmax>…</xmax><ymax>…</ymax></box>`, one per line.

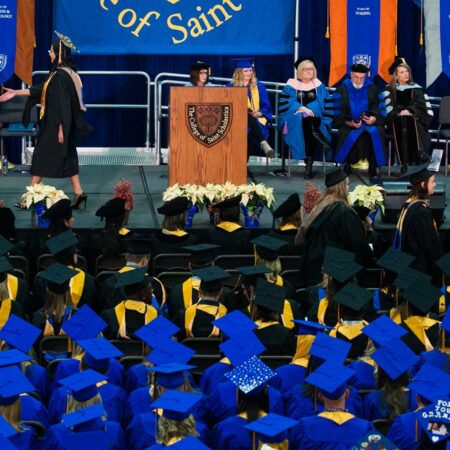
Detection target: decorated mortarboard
<box><xmin>147</xmin><ymin>339</ymin><xmax>195</xmax><ymax>366</ymax></box>
<box><xmin>38</xmin><ymin>263</ymin><xmax>78</xmax><ymax>294</ymax></box>
<box><xmin>309</xmin><ymin>332</ymin><xmax>351</xmax><ymax>364</ymax></box>
<box><xmin>59</xmin><ymin>369</ymin><xmax>106</xmax><ymax>402</ymax></box>
<box><xmin>417</xmin><ymin>400</ymin><xmax>450</xmax><ymax>446</ymax></box>
<box><xmin>63</xmin><ymin>403</ymin><xmax>106</xmax><ymax>428</ymax></box>
<box><xmin>95</xmin><ymin>197</ymin><xmax>125</xmax><ymax>219</ymax></box>
<box><xmin>77</xmin><ymin>337</ymin><xmax>123</xmax><ymax>371</ymax></box>
<box><xmin>135</xmin><ymin>316</ymin><xmax>179</xmax><ymax>348</ymax></box>
<box><xmin>168</xmin><ymin>436</ymin><xmax>211</xmax><ymax>450</ymax></box>
<box><xmin>42</xmin><ymin>199</ymin><xmax>72</xmax><ymax>221</ymax></box>
<box><xmin>54</xmin><ymin>30</ymin><xmax>79</xmax><ymax>53</ymax></box>
<box><xmin>147</xmin><ymin>363</ymin><xmax>195</xmax><ymax>389</ymax></box>
<box><xmin>113</xmin><ymin>267</ymin><xmax>150</xmax><ymax>289</ymax></box>
<box><xmin>182</xmin><ymin>243</ymin><xmax>219</xmax><ymax>266</ymax></box>
<box><xmin>371</xmin><ymin>339</ymin><xmax>418</xmax><ymax>380</ymax></box>
<box><xmin>124</xmin><ymin>239</ymin><xmax>152</xmax><ymax>255</ymax></box>
<box><xmin>436</xmin><ymin>252</ymin><xmax>450</xmax><ymax>278</ymax></box>
<box><xmin>323</xmin><ymin>247</ymin><xmax>362</xmax><ymax>283</ymax></box>
<box><xmin>305</xmin><ymin>361</ymin><xmax>355</xmax><ymax>399</ymax></box>
<box><xmin>253</xmin><ymin>278</ymin><xmax>286</xmax><ymax>314</ymax></box>
<box><xmin>294</xmin><ymin>320</ymin><xmax>332</xmax><ymax>336</ymax></box>
<box><xmin>0</xmin><ymin>235</ymin><xmax>14</xmax><ymax>256</ymax></box>
<box><xmin>333</xmin><ymin>282</ymin><xmax>373</xmax><ymax>312</ymax></box>
<box><xmin>192</xmin><ymin>266</ymin><xmax>229</xmax><ymax>292</ymax></box>
<box><xmin>409</xmin><ymin>363</ymin><xmax>450</xmax><ymax>402</ymax></box>
<box><xmin>213</xmin><ymin>310</ymin><xmax>258</xmax><ymax>339</ymax></box>
<box><xmin>362</xmin><ymin>315</ymin><xmax>407</xmax><ymax>347</ymax></box>
<box><xmin>244</xmin><ymin>413</ymin><xmax>298</xmax><ymax>443</ymax></box>
<box><xmin>151</xmin><ymin>390</ymin><xmax>203</xmax><ymax>421</ymax></box>
<box><xmin>62</xmin><ymin>305</ymin><xmax>107</xmax><ymax>341</ymax></box>
<box><xmin>236</xmin><ymin>264</ymin><xmax>272</xmax><ymax>287</ymax></box>
<box><xmin>377</xmin><ymin>247</ymin><xmax>415</xmax><ymax>274</ymax></box>
<box><xmin>402</xmin><ymin>278</ymin><xmax>442</xmax><ymax>314</ymax></box>
<box><xmin>225</xmin><ymin>355</ymin><xmax>275</xmax><ymax>394</ymax></box>
<box><xmin>46</xmin><ymin>230</ymin><xmax>78</xmax><ymax>255</ymax></box>
<box><xmin>251</xmin><ymin>235</ymin><xmax>287</xmax><ymax>261</ymax></box>
<box><xmin>157</xmin><ymin>197</ymin><xmax>189</xmax><ymax>216</ymax></box>
<box><xmin>394</xmin><ymin>267</ymin><xmax>431</xmax><ymax>291</ymax></box>
<box><xmin>350</xmin><ymin>63</ymin><xmax>370</xmax><ymax>73</ymax></box>
<box><xmin>190</xmin><ymin>61</ymin><xmax>211</xmax><ymax>72</ymax></box>
<box><xmin>325</xmin><ymin>167</ymin><xmax>347</xmax><ymax>187</ymax></box>
<box><xmin>0</xmin><ymin>314</ymin><xmax>41</xmax><ymax>353</ymax></box>
<box><xmin>0</xmin><ymin>366</ymin><xmax>35</xmax><ymax>405</ymax></box>
<box><xmin>213</xmin><ymin>194</ymin><xmax>242</xmax><ymax>209</ymax></box>
<box><xmin>272</xmin><ymin>193</ymin><xmax>301</xmax><ymax>219</ymax></box>
<box><xmin>231</xmin><ymin>58</ymin><xmax>254</xmax><ymax>69</ymax></box>
<box><xmin>350</xmin><ymin>432</ymin><xmax>400</xmax><ymax>450</ymax></box>
<box><xmin>0</xmin><ymin>349</ymin><xmax>31</xmax><ymax>368</ymax></box>
<box><xmin>388</xmin><ymin>56</ymin><xmax>407</xmax><ymax>75</ymax></box>
<box><xmin>294</xmin><ymin>56</ymin><xmax>315</xmax><ymax>69</ymax></box>
<box><xmin>220</xmin><ymin>333</ymin><xmax>266</xmax><ymax>367</ymax></box>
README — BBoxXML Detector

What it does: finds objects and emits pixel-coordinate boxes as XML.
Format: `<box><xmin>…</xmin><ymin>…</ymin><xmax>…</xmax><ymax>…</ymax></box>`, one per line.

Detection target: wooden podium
<box><xmin>169</xmin><ymin>87</ymin><xmax>247</xmax><ymax>185</ymax></box>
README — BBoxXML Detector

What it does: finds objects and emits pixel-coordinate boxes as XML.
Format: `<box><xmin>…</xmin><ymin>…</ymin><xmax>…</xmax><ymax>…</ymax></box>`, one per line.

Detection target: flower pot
<box><xmin>33</xmin><ymin>203</ymin><xmax>50</xmax><ymax>228</ymax></box>
<box><xmin>185</xmin><ymin>204</ymin><xmax>199</xmax><ymax>229</ymax></box>
<box><xmin>242</xmin><ymin>201</ymin><xmax>264</xmax><ymax>228</ymax></box>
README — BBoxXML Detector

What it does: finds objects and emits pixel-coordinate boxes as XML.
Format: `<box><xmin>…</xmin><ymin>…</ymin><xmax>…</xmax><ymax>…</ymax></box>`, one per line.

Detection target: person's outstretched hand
<box><xmin>0</xmin><ymin>87</ymin><xmax>16</xmax><ymax>102</ymax></box>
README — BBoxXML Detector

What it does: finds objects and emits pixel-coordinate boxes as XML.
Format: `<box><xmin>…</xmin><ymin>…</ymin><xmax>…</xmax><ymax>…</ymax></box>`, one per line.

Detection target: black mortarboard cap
<box><xmin>42</xmin><ymin>199</ymin><xmax>72</xmax><ymax>221</ymax></box>
<box><xmin>0</xmin><ymin>257</ymin><xmax>12</xmax><ymax>279</ymax></box>
<box><xmin>435</xmin><ymin>252</ymin><xmax>450</xmax><ymax>278</ymax></box>
<box><xmin>192</xmin><ymin>266</ymin><xmax>229</xmax><ymax>292</ymax></box>
<box><xmin>325</xmin><ymin>167</ymin><xmax>348</xmax><ymax>188</ymax></box>
<box><xmin>402</xmin><ymin>279</ymin><xmax>442</xmax><ymax>314</ymax></box>
<box><xmin>333</xmin><ymin>282</ymin><xmax>373</xmax><ymax>312</ymax></box>
<box><xmin>272</xmin><ymin>193</ymin><xmax>301</xmax><ymax>219</ymax></box>
<box><xmin>388</xmin><ymin>56</ymin><xmax>407</xmax><ymax>75</ymax></box>
<box><xmin>393</xmin><ymin>267</ymin><xmax>431</xmax><ymax>290</ymax></box>
<box><xmin>114</xmin><ymin>267</ymin><xmax>150</xmax><ymax>289</ymax></box>
<box><xmin>323</xmin><ymin>247</ymin><xmax>362</xmax><ymax>283</ymax></box>
<box><xmin>236</xmin><ymin>264</ymin><xmax>272</xmax><ymax>287</ymax></box>
<box><xmin>403</xmin><ymin>163</ymin><xmax>435</xmax><ymax>186</ymax></box>
<box><xmin>38</xmin><ymin>263</ymin><xmax>78</xmax><ymax>294</ymax></box>
<box><xmin>253</xmin><ymin>278</ymin><xmax>286</xmax><ymax>314</ymax></box>
<box><xmin>294</xmin><ymin>56</ymin><xmax>315</xmax><ymax>69</ymax></box>
<box><xmin>124</xmin><ymin>239</ymin><xmax>152</xmax><ymax>255</ymax></box>
<box><xmin>0</xmin><ymin>235</ymin><xmax>14</xmax><ymax>256</ymax></box>
<box><xmin>46</xmin><ymin>230</ymin><xmax>79</xmax><ymax>255</ymax></box>
<box><xmin>213</xmin><ymin>195</ymin><xmax>242</xmax><ymax>209</ymax></box>
<box><xmin>251</xmin><ymin>235</ymin><xmax>287</xmax><ymax>261</ymax></box>
<box><xmin>190</xmin><ymin>61</ymin><xmax>210</xmax><ymax>71</ymax></box>
<box><xmin>95</xmin><ymin>198</ymin><xmax>125</xmax><ymax>219</ymax></box>
<box><xmin>157</xmin><ymin>197</ymin><xmax>189</xmax><ymax>216</ymax></box>
<box><xmin>350</xmin><ymin>63</ymin><xmax>369</xmax><ymax>73</ymax></box>
<box><xmin>377</xmin><ymin>248</ymin><xmax>415</xmax><ymax>274</ymax></box>
<box><xmin>182</xmin><ymin>243</ymin><xmax>219</xmax><ymax>266</ymax></box>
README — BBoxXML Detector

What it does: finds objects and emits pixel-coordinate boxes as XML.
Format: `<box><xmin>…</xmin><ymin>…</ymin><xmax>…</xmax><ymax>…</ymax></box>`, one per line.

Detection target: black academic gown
<box><xmin>254</xmin><ymin>322</ymin><xmax>296</xmax><ymax>356</ymax></box>
<box><xmin>151</xmin><ymin>230</ymin><xmax>197</xmax><ymax>256</ymax></box>
<box><xmin>268</xmin><ymin>228</ymin><xmax>303</xmax><ymax>256</ymax></box>
<box><xmin>207</xmin><ymin>224</ymin><xmax>251</xmax><ymax>255</ymax></box>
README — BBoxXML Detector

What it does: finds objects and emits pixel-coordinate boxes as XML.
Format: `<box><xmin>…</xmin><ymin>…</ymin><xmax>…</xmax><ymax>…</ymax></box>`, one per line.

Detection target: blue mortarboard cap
<box><xmin>38</xmin><ymin>263</ymin><xmax>77</xmax><ymax>294</ymax></box>
<box><xmin>306</xmin><ymin>361</ymin><xmax>355</xmax><ymax>399</ymax></box>
<box><xmin>0</xmin><ymin>416</ymin><xmax>16</xmax><ymax>438</ymax></box>
<box><xmin>213</xmin><ymin>310</ymin><xmax>257</xmax><ymax>338</ymax></box>
<box><xmin>46</xmin><ymin>230</ymin><xmax>79</xmax><ymax>254</ymax></box>
<box><xmin>409</xmin><ymin>362</ymin><xmax>450</xmax><ymax>402</ymax></box>
<box><xmin>254</xmin><ymin>278</ymin><xmax>286</xmax><ymax>313</ymax></box>
<box><xmin>309</xmin><ymin>332</ymin><xmax>351</xmax><ymax>364</ymax></box>
<box><xmin>362</xmin><ymin>315</ymin><xmax>407</xmax><ymax>346</ymax></box>
<box><xmin>147</xmin><ymin>363</ymin><xmax>195</xmax><ymax>389</ymax></box>
<box><xmin>232</xmin><ymin>58</ymin><xmax>254</xmax><ymax>69</ymax></box>
<box><xmin>77</xmin><ymin>337</ymin><xmax>123</xmax><ymax>371</ymax></box>
<box><xmin>244</xmin><ymin>413</ymin><xmax>298</xmax><ymax>441</ymax></box>
<box><xmin>148</xmin><ymin>339</ymin><xmax>195</xmax><ymax>366</ymax></box>
<box><xmin>225</xmin><ymin>355</ymin><xmax>275</xmax><ymax>394</ymax></box>
<box><xmin>377</xmin><ymin>247</ymin><xmax>415</xmax><ymax>274</ymax></box>
<box><xmin>0</xmin><ymin>315</ymin><xmax>41</xmax><ymax>353</ymax></box>
<box><xmin>59</xmin><ymin>369</ymin><xmax>106</xmax><ymax>402</ymax></box>
<box><xmin>0</xmin><ymin>349</ymin><xmax>31</xmax><ymax>368</ymax></box>
<box><xmin>294</xmin><ymin>320</ymin><xmax>332</xmax><ymax>336</ymax></box>
<box><xmin>168</xmin><ymin>436</ymin><xmax>211</xmax><ymax>450</ymax></box>
<box><xmin>372</xmin><ymin>339</ymin><xmax>418</xmax><ymax>380</ymax></box>
<box><xmin>62</xmin><ymin>305</ymin><xmax>107</xmax><ymax>341</ymax></box>
<box><xmin>0</xmin><ymin>256</ymin><xmax>12</xmax><ymax>274</ymax></box>
<box><xmin>442</xmin><ymin>307</ymin><xmax>450</xmax><ymax>333</ymax></box>
<box><xmin>0</xmin><ymin>366</ymin><xmax>35</xmax><ymax>405</ymax></box>
<box><xmin>0</xmin><ymin>235</ymin><xmax>14</xmax><ymax>256</ymax></box>
<box><xmin>135</xmin><ymin>316</ymin><xmax>179</xmax><ymax>347</ymax></box>
<box><xmin>220</xmin><ymin>334</ymin><xmax>266</xmax><ymax>366</ymax></box>
<box><xmin>151</xmin><ymin>390</ymin><xmax>203</xmax><ymax>421</ymax></box>
<box><xmin>63</xmin><ymin>403</ymin><xmax>106</xmax><ymax>428</ymax></box>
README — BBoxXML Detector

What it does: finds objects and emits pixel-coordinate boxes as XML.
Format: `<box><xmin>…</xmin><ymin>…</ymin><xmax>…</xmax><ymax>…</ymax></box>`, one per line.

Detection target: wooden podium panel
<box><xmin>169</xmin><ymin>87</ymin><xmax>247</xmax><ymax>186</ymax></box>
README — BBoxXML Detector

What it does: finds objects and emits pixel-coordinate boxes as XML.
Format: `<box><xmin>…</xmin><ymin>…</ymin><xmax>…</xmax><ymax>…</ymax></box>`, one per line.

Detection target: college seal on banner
<box><xmin>186</xmin><ymin>103</ymin><xmax>232</xmax><ymax>147</ymax></box>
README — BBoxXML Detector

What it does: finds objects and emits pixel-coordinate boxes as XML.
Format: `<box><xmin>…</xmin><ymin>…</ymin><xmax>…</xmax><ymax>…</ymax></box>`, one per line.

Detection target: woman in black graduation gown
<box><xmin>0</xmin><ymin>33</ymin><xmax>92</xmax><ymax>208</ymax></box>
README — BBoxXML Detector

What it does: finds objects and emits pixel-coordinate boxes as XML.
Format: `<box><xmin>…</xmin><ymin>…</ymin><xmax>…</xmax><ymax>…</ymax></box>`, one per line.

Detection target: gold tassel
<box><xmin>419</xmin><ymin>0</ymin><xmax>424</xmax><ymax>46</ymax></box>
<box><xmin>325</xmin><ymin>0</ymin><xmax>330</xmax><ymax>38</ymax></box>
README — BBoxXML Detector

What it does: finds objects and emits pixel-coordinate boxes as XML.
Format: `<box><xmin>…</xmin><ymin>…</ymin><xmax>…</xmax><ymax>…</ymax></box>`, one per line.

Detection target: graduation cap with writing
<box><xmin>220</xmin><ymin>334</ymin><xmax>266</xmax><ymax>367</ymax></box>
<box><xmin>0</xmin><ymin>314</ymin><xmax>42</xmax><ymax>353</ymax></box>
<box><xmin>147</xmin><ymin>363</ymin><xmax>195</xmax><ymax>389</ymax></box>
<box><xmin>244</xmin><ymin>413</ymin><xmax>298</xmax><ymax>445</ymax></box>
<box><xmin>225</xmin><ymin>355</ymin><xmax>275</xmax><ymax>394</ymax></box>
<box><xmin>157</xmin><ymin>197</ymin><xmax>189</xmax><ymax>216</ymax></box>
<box><xmin>63</xmin><ymin>403</ymin><xmax>106</xmax><ymax>428</ymax></box>
<box><xmin>59</xmin><ymin>369</ymin><xmax>106</xmax><ymax>402</ymax></box>
<box><xmin>323</xmin><ymin>247</ymin><xmax>362</xmax><ymax>283</ymax></box>
<box><xmin>309</xmin><ymin>332</ymin><xmax>351</xmax><ymax>364</ymax></box>
<box><xmin>236</xmin><ymin>265</ymin><xmax>272</xmax><ymax>287</ymax></box>
<box><xmin>272</xmin><ymin>193</ymin><xmax>301</xmax><ymax>219</ymax></box>
<box><xmin>77</xmin><ymin>337</ymin><xmax>123</xmax><ymax>371</ymax></box>
<box><xmin>42</xmin><ymin>199</ymin><xmax>72</xmax><ymax>221</ymax></box>
<box><xmin>333</xmin><ymin>283</ymin><xmax>373</xmax><ymax>316</ymax></box>
<box><xmin>213</xmin><ymin>194</ymin><xmax>242</xmax><ymax>209</ymax></box>
<box><xmin>167</xmin><ymin>436</ymin><xmax>211</xmax><ymax>450</ymax></box>
<box><xmin>0</xmin><ymin>256</ymin><xmax>12</xmax><ymax>282</ymax></box>
<box><xmin>306</xmin><ymin>361</ymin><xmax>355</xmax><ymax>400</ymax></box>
<box><xmin>253</xmin><ymin>278</ymin><xmax>286</xmax><ymax>314</ymax></box>
<box><xmin>371</xmin><ymin>339</ymin><xmax>418</xmax><ymax>380</ymax></box>
<box><xmin>0</xmin><ymin>349</ymin><xmax>31</xmax><ymax>368</ymax></box>
<box><xmin>362</xmin><ymin>315</ymin><xmax>407</xmax><ymax>347</ymax></box>
<box><xmin>231</xmin><ymin>58</ymin><xmax>254</xmax><ymax>69</ymax></box>
<box><xmin>251</xmin><ymin>235</ymin><xmax>287</xmax><ymax>261</ymax></box>
<box><xmin>124</xmin><ymin>239</ymin><xmax>152</xmax><ymax>255</ymax></box>
<box><xmin>95</xmin><ymin>198</ymin><xmax>125</xmax><ymax>219</ymax></box>
<box><xmin>409</xmin><ymin>362</ymin><xmax>450</xmax><ymax>402</ymax></box>
<box><xmin>182</xmin><ymin>243</ymin><xmax>219</xmax><ymax>266</ymax></box>
<box><xmin>147</xmin><ymin>339</ymin><xmax>195</xmax><ymax>367</ymax></box>
<box><xmin>0</xmin><ymin>366</ymin><xmax>35</xmax><ymax>406</ymax></box>
<box><xmin>46</xmin><ymin>230</ymin><xmax>79</xmax><ymax>255</ymax></box>
<box><xmin>294</xmin><ymin>320</ymin><xmax>333</xmax><ymax>336</ymax></box>
<box><xmin>62</xmin><ymin>305</ymin><xmax>107</xmax><ymax>341</ymax></box>
<box><xmin>113</xmin><ymin>267</ymin><xmax>151</xmax><ymax>290</ymax></box>
<box><xmin>38</xmin><ymin>263</ymin><xmax>78</xmax><ymax>294</ymax></box>
<box><xmin>151</xmin><ymin>390</ymin><xmax>203</xmax><ymax>421</ymax></box>
<box><xmin>394</xmin><ymin>267</ymin><xmax>431</xmax><ymax>291</ymax></box>
<box><xmin>377</xmin><ymin>247</ymin><xmax>415</xmax><ymax>274</ymax></box>
<box><xmin>402</xmin><ymin>278</ymin><xmax>442</xmax><ymax>314</ymax></box>
<box><xmin>325</xmin><ymin>167</ymin><xmax>347</xmax><ymax>188</ymax></box>
<box><xmin>192</xmin><ymin>266</ymin><xmax>229</xmax><ymax>292</ymax></box>
<box><xmin>0</xmin><ymin>235</ymin><xmax>14</xmax><ymax>256</ymax></box>
<box><xmin>135</xmin><ymin>316</ymin><xmax>179</xmax><ymax>349</ymax></box>
<box><xmin>213</xmin><ymin>310</ymin><xmax>258</xmax><ymax>339</ymax></box>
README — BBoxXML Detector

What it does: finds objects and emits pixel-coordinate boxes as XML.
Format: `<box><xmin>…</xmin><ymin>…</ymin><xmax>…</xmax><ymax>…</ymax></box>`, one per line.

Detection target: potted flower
<box><xmin>114</xmin><ymin>179</ymin><xmax>134</xmax><ymax>225</ymax></box>
<box><xmin>238</xmin><ymin>182</ymin><xmax>275</xmax><ymax>228</ymax></box>
<box><xmin>348</xmin><ymin>184</ymin><xmax>385</xmax><ymax>221</ymax></box>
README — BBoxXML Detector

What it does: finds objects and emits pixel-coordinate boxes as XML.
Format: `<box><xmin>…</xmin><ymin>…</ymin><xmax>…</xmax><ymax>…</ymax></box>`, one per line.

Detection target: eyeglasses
<box><xmin>301</xmin><ymin>67</ymin><xmax>314</xmax><ymax>71</ymax></box>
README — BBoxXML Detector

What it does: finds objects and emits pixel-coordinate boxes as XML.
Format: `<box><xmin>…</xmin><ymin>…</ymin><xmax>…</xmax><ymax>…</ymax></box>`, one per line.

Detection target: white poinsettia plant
<box><xmin>348</xmin><ymin>184</ymin><xmax>385</xmax><ymax>213</ymax></box>
<box><xmin>21</xmin><ymin>183</ymin><xmax>69</xmax><ymax>209</ymax></box>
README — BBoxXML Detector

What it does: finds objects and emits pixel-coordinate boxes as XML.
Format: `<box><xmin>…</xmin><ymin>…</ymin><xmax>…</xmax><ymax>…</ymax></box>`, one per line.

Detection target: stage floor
<box><xmin>1</xmin><ymin>162</ymin><xmax>450</xmax><ymax>230</ymax></box>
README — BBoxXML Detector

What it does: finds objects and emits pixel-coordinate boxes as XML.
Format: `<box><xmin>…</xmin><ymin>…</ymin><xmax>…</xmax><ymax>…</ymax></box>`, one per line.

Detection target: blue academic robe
<box><xmin>290</xmin><ymin>413</ymin><xmax>375</xmax><ymax>450</ymax></box>
<box><xmin>347</xmin><ymin>360</ymin><xmax>377</xmax><ymax>390</ymax></box>
<box><xmin>199</xmin><ymin>361</ymin><xmax>231</xmax><ymax>394</ymax></box>
<box><xmin>20</xmin><ymin>394</ymin><xmax>50</xmax><ymax>428</ymax></box>
<box><xmin>273</xmin><ymin>363</ymin><xmax>307</xmax><ymax>394</ymax></box>
<box><xmin>9</xmin><ymin>426</ymin><xmax>39</xmax><ymax>450</ymax></box>
<box><xmin>410</xmin><ymin>349</ymin><xmax>449</xmax><ymax>377</ymax></box>
<box><xmin>278</xmin><ymin>80</ymin><xmax>332</xmax><ymax>160</ymax></box>
<box><xmin>25</xmin><ymin>363</ymin><xmax>50</xmax><ymax>404</ymax></box>
<box><xmin>48</xmin><ymin>383</ymin><xmax>127</xmax><ymax>425</ymax></box>
<box><xmin>211</xmin><ymin>416</ymin><xmax>253</xmax><ymax>450</ymax></box>
<box><xmin>387</xmin><ymin>410</ymin><xmax>421</xmax><ymax>450</ymax></box>
<box><xmin>363</xmin><ymin>389</ymin><xmax>418</xmax><ymax>421</ymax></box>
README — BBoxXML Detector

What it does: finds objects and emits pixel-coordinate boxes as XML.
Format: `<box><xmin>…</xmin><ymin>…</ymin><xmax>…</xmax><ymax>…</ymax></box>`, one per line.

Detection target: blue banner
<box><xmin>441</xmin><ymin>0</ymin><xmax>450</xmax><ymax>78</ymax></box>
<box><xmin>0</xmin><ymin>0</ymin><xmax>17</xmax><ymax>84</ymax></box>
<box><xmin>53</xmin><ymin>0</ymin><xmax>295</xmax><ymax>55</ymax></box>
<box><xmin>346</xmin><ymin>0</ymin><xmax>380</xmax><ymax>79</ymax></box>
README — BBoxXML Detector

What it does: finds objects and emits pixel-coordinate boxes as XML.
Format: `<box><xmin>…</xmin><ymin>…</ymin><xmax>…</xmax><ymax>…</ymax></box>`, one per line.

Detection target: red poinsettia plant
<box><xmin>114</xmin><ymin>179</ymin><xmax>134</xmax><ymax>211</ymax></box>
<box><xmin>303</xmin><ymin>182</ymin><xmax>321</xmax><ymax>214</ymax></box>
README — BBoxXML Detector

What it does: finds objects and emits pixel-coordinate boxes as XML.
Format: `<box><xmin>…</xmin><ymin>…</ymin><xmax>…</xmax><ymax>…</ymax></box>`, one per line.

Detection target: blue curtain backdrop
<box><xmin>4</xmin><ymin>0</ymin><xmax>450</xmax><ymax>162</ymax></box>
